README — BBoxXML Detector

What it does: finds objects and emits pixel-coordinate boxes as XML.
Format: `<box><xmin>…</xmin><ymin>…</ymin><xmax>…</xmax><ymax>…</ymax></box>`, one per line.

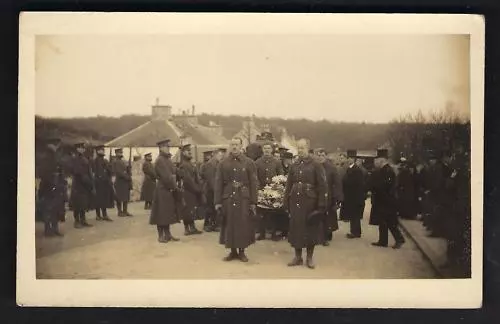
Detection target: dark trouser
<box><xmin>44</xmin><ymin>219</ymin><xmax>59</xmax><ymax>234</ymax></box>
<box><xmin>350</xmin><ymin>218</ymin><xmax>362</xmax><ymax>237</ymax></box>
<box><xmin>95</xmin><ymin>208</ymin><xmax>108</xmax><ymax>218</ymax></box>
<box><xmin>204</xmin><ymin>205</ymin><xmax>217</xmax><ymax>228</ymax></box>
<box><xmin>116</xmin><ymin>201</ymin><xmax>129</xmax><ymax>214</ymax></box>
<box><xmin>144</xmin><ymin>201</ymin><xmax>152</xmax><ymax>209</ymax></box>
<box><xmin>73</xmin><ymin>210</ymin><xmax>87</xmax><ymax>223</ymax></box>
<box><xmin>378</xmin><ymin>218</ymin><xmax>405</xmax><ymax>245</ymax></box>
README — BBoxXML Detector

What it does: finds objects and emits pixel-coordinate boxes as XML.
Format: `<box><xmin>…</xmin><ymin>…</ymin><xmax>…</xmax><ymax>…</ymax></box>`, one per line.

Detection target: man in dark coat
<box><xmin>112</xmin><ymin>148</ymin><xmax>133</xmax><ymax>217</ymax></box>
<box><xmin>284</xmin><ymin>139</ymin><xmax>327</xmax><ymax>269</ymax></box>
<box><xmin>37</xmin><ymin>137</ymin><xmax>66</xmax><ymax>236</ymax></box>
<box><xmin>342</xmin><ymin>149</ymin><xmax>366</xmax><ymax>238</ymax></box>
<box><xmin>316</xmin><ymin>148</ymin><xmax>340</xmax><ymax>246</ymax></box>
<box><xmin>281</xmin><ymin>151</ymin><xmax>293</xmax><ymax>176</ymax></box>
<box><xmin>91</xmin><ymin>145</ymin><xmax>114</xmax><ymax>221</ymax></box>
<box><xmin>215</xmin><ymin>137</ymin><xmax>258</xmax><ymax>262</ymax></box>
<box><xmin>255</xmin><ymin>141</ymin><xmax>284</xmax><ymax>241</ymax></box>
<box><xmin>396</xmin><ymin>157</ymin><xmax>417</xmax><ymax>220</ymax></box>
<box><xmin>371</xmin><ymin>149</ymin><xmax>405</xmax><ymax>249</ymax></box>
<box><xmin>149</xmin><ymin>139</ymin><xmax>181</xmax><ymax>243</ymax></box>
<box><xmin>200</xmin><ymin>148</ymin><xmax>226</xmax><ymax>232</ymax></box>
<box><xmin>178</xmin><ymin>144</ymin><xmax>204</xmax><ymax>236</ymax></box>
<box><xmin>70</xmin><ymin>142</ymin><xmax>94</xmax><ymax>228</ymax></box>
<box><xmin>140</xmin><ymin>153</ymin><xmax>157</xmax><ymax>210</ymax></box>
<box><xmin>425</xmin><ymin>150</ymin><xmax>447</xmax><ymax>237</ymax></box>
<box><xmin>336</xmin><ymin>153</ymin><xmax>348</xmax><ymax>222</ymax></box>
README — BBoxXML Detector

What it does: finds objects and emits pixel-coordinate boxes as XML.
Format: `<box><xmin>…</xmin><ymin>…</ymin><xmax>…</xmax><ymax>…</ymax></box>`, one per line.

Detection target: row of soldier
<box><xmin>36</xmin><ymin>133</ymin><xmax>468</xmax><ymax>272</ymax></box>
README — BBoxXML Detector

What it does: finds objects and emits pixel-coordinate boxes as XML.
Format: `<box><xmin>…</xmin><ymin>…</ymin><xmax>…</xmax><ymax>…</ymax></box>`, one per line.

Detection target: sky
<box><xmin>35</xmin><ymin>34</ymin><xmax>470</xmax><ymax>123</ymax></box>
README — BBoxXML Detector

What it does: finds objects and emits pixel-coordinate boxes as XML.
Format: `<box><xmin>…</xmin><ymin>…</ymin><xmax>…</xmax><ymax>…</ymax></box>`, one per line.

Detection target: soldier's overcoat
<box><xmin>214</xmin><ymin>153</ymin><xmax>258</xmax><ymax>249</ymax></box>
<box><xmin>70</xmin><ymin>153</ymin><xmax>94</xmax><ymax>211</ymax></box>
<box><xmin>112</xmin><ymin>157</ymin><xmax>131</xmax><ymax>202</ymax></box>
<box><xmin>255</xmin><ymin>155</ymin><xmax>284</xmax><ymax>188</ymax></box>
<box><xmin>37</xmin><ymin>148</ymin><xmax>67</xmax><ymax>222</ymax></box>
<box><xmin>178</xmin><ymin>158</ymin><xmax>202</xmax><ymax>222</ymax></box>
<box><xmin>149</xmin><ymin>152</ymin><xmax>180</xmax><ymax>226</ymax></box>
<box><xmin>284</xmin><ymin>156</ymin><xmax>327</xmax><ymax>248</ymax></box>
<box><xmin>140</xmin><ymin>160</ymin><xmax>157</xmax><ymax>202</ymax></box>
<box><xmin>91</xmin><ymin>156</ymin><xmax>115</xmax><ymax>209</ymax></box>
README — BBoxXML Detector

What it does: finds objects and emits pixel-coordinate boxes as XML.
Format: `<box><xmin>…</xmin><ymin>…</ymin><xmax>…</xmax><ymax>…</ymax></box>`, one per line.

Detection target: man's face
<box><xmin>274</xmin><ymin>152</ymin><xmax>281</xmax><ymax>159</ymax></box>
<box><xmin>297</xmin><ymin>140</ymin><xmax>309</xmax><ymax>158</ymax></box>
<box><xmin>97</xmin><ymin>149</ymin><xmax>105</xmax><ymax>156</ymax></box>
<box><xmin>355</xmin><ymin>158</ymin><xmax>363</xmax><ymax>167</ymax></box>
<box><xmin>316</xmin><ymin>151</ymin><xmax>327</xmax><ymax>163</ymax></box>
<box><xmin>429</xmin><ymin>158</ymin><xmax>437</xmax><ymax>166</ymax></box>
<box><xmin>47</xmin><ymin>143</ymin><xmax>59</xmax><ymax>152</ymax></box>
<box><xmin>76</xmin><ymin>147</ymin><xmax>85</xmax><ymax>154</ymax></box>
<box><xmin>283</xmin><ymin>158</ymin><xmax>291</xmax><ymax>166</ymax></box>
<box><xmin>182</xmin><ymin>148</ymin><xmax>193</xmax><ymax>160</ymax></box>
<box><xmin>347</xmin><ymin>157</ymin><xmax>355</xmax><ymax>165</ymax></box>
<box><xmin>263</xmin><ymin>144</ymin><xmax>273</xmax><ymax>156</ymax></box>
<box><xmin>230</xmin><ymin>139</ymin><xmax>242</xmax><ymax>154</ymax></box>
<box><xmin>215</xmin><ymin>151</ymin><xmax>224</xmax><ymax>161</ymax></box>
<box><xmin>159</xmin><ymin>146</ymin><xmax>169</xmax><ymax>154</ymax></box>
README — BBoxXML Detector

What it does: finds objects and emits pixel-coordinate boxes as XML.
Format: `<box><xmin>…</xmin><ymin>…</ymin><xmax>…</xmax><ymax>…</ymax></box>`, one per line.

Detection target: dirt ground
<box><xmin>35</xmin><ymin>201</ymin><xmax>436</xmax><ymax>279</ymax></box>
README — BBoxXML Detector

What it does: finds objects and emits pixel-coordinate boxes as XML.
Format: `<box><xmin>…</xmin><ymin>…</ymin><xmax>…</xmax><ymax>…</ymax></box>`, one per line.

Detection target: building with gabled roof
<box><xmin>104</xmin><ymin>100</ymin><xmax>229</xmax><ymax>163</ymax></box>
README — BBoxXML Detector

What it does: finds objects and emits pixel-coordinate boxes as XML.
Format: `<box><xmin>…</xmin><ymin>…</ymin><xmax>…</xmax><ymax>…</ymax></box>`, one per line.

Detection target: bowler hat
<box><xmin>282</xmin><ymin>152</ymin><xmax>294</xmax><ymax>159</ymax></box>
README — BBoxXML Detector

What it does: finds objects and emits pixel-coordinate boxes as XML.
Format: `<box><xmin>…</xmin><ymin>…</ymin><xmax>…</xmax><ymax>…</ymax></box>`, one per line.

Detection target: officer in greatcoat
<box><xmin>140</xmin><ymin>152</ymin><xmax>157</xmax><ymax>210</ymax></box>
<box><xmin>284</xmin><ymin>139</ymin><xmax>327</xmax><ymax>269</ymax></box>
<box><xmin>396</xmin><ymin>156</ymin><xmax>417</xmax><ymax>220</ymax></box>
<box><xmin>149</xmin><ymin>139</ymin><xmax>181</xmax><ymax>243</ymax></box>
<box><xmin>112</xmin><ymin>148</ymin><xmax>133</xmax><ymax>217</ymax></box>
<box><xmin>255</xmin><ymin>141</ymin><xmax>284</xmax><ymax>241</ymax></box>
<box><xmin>315</xmin><ymin>148</ymin><xmax>340</xmax><ymax>246</ymax></box>
<box><xmin>342</xmin><ymin>149</ymin><xmax>366</xmax><ymax>238</ymax></box>
<box><xmin>200</xmin><ymin>148</ymin><xmax>226</xmax><ymax>232</ymax></box>
<box><xmin>37</xmin><ymin>137</ymin><xmax>66</xmax><ymax>236</ymax></box>
<box><xmin>91</xmin><ymin>145</ymin><xmax>114</xmax><ymax>221</ymax></box>
<box><xmin>215</xmin><ymin>137</ymin><xmax>258</xmax><ymax>262</ymax></box>
<box><xmin>177</xmin><ymin>144</ymin><xmax>204</xmax><ymax>236</ymax></box>
<box><xmin>70</xmin><ymin>142</ymin><xmax>94</xmax><ymax>228</ymax></box>
<box><xmin>370</xmin><ymin>149</ymin><xmax>405</xmax><ymax>249</ymax></box>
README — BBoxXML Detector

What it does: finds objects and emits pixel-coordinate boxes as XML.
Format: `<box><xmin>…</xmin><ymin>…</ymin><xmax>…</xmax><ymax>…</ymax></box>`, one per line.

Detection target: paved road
<box><xmin>36</xmin><ymin>201</ymin><xmax>437</xmax><ymax>279</ymax></box>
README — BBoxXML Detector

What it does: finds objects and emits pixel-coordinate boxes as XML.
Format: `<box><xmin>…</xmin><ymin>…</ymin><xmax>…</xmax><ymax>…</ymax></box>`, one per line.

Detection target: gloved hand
<box><xmin>215</xmin><ymin>204</ymin><xmax>223</xmax><ymax>211</ymax></box>
<box><xmin>250</xmin><ymin>204</ymin><xmax>257</xmax><ymax>215</ymax></box>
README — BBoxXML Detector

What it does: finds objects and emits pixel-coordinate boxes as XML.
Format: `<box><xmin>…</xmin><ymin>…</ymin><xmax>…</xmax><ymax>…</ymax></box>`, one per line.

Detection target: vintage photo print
<box><xmin>18</xmin><ymin>13</ymin><xmax>484</xmax><ymax>308</ymax></box>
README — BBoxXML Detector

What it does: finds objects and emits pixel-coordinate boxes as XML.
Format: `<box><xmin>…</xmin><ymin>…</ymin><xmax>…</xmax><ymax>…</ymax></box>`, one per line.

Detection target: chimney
<box><xmin>151</xmin><ymin>102</ymin><xmax>172</xmax><ymax>120</ymax></box>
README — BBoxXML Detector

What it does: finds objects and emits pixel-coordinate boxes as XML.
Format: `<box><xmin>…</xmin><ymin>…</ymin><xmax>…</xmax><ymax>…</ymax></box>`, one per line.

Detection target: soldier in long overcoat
<box><xmin>91</xmin><ymin>145</ymin><xmax>114</xmax><ymax>221</ymax></box>
<box><xmin>70</xmin><ymin>142</ymin><xmax>94</xmax><ymax>228</ymax></box>
<box><xmin>315</xmin><ymin>148</ymin><xmax>340</xmax><ymax>246</ymax></box>
<box><xmin>370</xmin><ymin>149</ymin><xmax>405</xmax><ymax>249</ymax></box>
<box><xmin>112</xmin><ymin>148</ymin><xmax>133</xmax><ymax>217</ymax></box>
<box><xmin>215</xmin><ymin>137</ymin><xmax>258</xmax><ymax>262</ymax></box>
<box><xmin>140</xmin><ymin>153</ymin><xmax>157</xmax><ymax>210</ymax></box>
<box><xmin>396</xmin><ymin>158</ymin><xmax>417</xmax><ymax>220</ymax></box>
<box><xmin>342</xmin><ymin>150</ymin><xmax>366</xmax><ymax>238</ymax></box>
<box><xmin>200</xmin><ymin>148</ymin><xmax>226</xmax><ymax>232</ymax></box>
<box><xmin>284</xmin><ymin>139</ymin><xmax>327</xmax><ymax>269</ymax></box>
<box><xmin>177</xmin><ymin>144</ymin><xmax>203</xmax><ymax>236</ymax></box>
<box><xmin>37</xmin><ymin>137</ymin><xmax>66</xmax><ymax>236</ymax></box>
<box><xmin>200</xmin><ymin>150</ymin><xmax>214</xmax><ymax>231</ymax></box>
<box><xmin>255</xmin><ymin>141</ymin><xmax>284</xmax><ymax>241</ymax></box>
<box><xmin>149</xmin><ymin>139</ymin><xmax>181</xmax><ymax>243</ymax></box>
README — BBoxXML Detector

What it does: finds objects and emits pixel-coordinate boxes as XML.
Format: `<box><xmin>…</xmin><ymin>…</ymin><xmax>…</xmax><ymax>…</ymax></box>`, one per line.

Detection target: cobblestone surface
<box><xmin>36</xmin><ymin>202</ymin><xmax>436</xmax><ymax>279</ymax></box>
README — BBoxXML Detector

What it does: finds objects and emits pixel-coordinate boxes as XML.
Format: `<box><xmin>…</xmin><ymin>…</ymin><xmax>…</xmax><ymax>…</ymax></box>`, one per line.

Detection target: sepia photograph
<box><xmin>18</xmin><ymin>13</ymin><xmax>484</xmax><ymax>308</ymax></box>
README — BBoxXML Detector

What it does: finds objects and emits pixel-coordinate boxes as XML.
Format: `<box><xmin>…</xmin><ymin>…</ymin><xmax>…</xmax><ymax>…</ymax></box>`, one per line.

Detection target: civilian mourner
<box><xmin>396</xmin><ymin>156</ymin><xmax>417</xmax><ymax>220</ymax></box>
<box><xmin>112</xmin><ymin>148</ymin><xmax>133</xmax><ymax>217</ymax></box>
<box><xmin>37</xmin><ymin>137</ymin><xmax>66</xmax><ymax>236</ymax></box>
<box><xmin>140</xmin><ymin>152</ymin><xmax>157</xmax><ymax>210</ymax></box>
<box><xmin>284</xmin><ymin>139</ymin><xmax>327</xmax><ymax>269</ymax></box>
<box><xmin>70</xmin><ymin>142</ymin><xmax>94</xmax><ymax>228</ymax></box>
<box><xmin>315</xmin><ymin>148</ymin><xmax>340</xmax><ymax>246</ymax></box>
<box><xmin>149</xmin><ymin>139</ymin><xmax>181</xmax><ymax>243</ymax></box>
<box><xmin>425</xmin><ymin>150</ymin><xmax>446</xmax><ymax>237</ymax></box>
<box><xmin>91</xmin><ymin>145</ymin><xmax>114</xmax><ymax>221</ymax></box>
<box><xmin>281</xmin><ymin>151</ymin><xmax>293</xmax><ymax>176</ymax></box>
<box><xmin>370</xmin><ymin>149</ymin><xmax>405</xmax><ymax>249</ymax></box>
<box><xmin>178</xmin><ymin>144</ymin><xmax>203</xmax><ymax>236</ymax></box>
<box><xmin>255</xmin><ymin>141</ymin><xmax>284</xmax><ymax>241</ymax></box>
<box><xmin>342</xmin><ymin>149</ymin><xmax>366</xmax><ymax>238</ymax></box>
<box><xmin>214</xmin><ymin>137</ymin><xmax>258</xmax><ymax>262</ymax></box>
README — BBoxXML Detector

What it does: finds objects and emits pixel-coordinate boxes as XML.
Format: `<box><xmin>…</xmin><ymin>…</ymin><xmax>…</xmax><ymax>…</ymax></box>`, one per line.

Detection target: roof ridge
<box><xmin>105</xmin><ymin>120</ymin><xmax>152</xmax><ymax>146</ymax></box>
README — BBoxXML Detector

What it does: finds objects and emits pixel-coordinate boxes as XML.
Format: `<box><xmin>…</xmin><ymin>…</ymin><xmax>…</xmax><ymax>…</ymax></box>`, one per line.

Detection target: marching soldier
<box><xmin>370</xmin><ymin>149</ymin><xmax>405</xmax><ymax>249</ymax></box>
<box><xmin>284</xmin><ymin>139</ymin><xmax>327</xmax><ymax>269</ymax></box>
<box><xmin>342</xmin><ymin>149</ymin><xmax>366</xmax><ymax>238</ymax></box>
<box><xmin>149</xmin><ymin>139</ymin><xmax>181</xmax><ymax>243</ymax></box>
<box><xmin>112</xmin><ymin>148</ymin><xmax>133</xmax><ymax>217</ymax></box>
<box><xmin>140</xmin><ymin>152</ymin><xmax>157</xmax><ymax>210</ymax></box>
<box><xmin>37</xmin><ymin>137</ymin><xmax>66</xmax><ymax>236</ymax></box>
<box><xmin>255</xmin><ymin>141</ymin><xmax>284</xmax><ymax>241</ymax></box>
<box><xmin>178</xmin><ymin>144</ymin><xmax>203</xmax><ymax>235</ymax></box>
<box><xmin>91</xmin><ymin>145</ymin><xmax>114</xmax><ymax>221</ymax></box>
<box><xmin>215</xmin><ymin>137</ymin><xmax>258</xmax><ymax>262</ymax></box>
<box><xmin>315</xmin><ymin>148</ymin><xmax>340</xmax><ymax>246</ymax></box>
<box><xmin>70</xmin><ymin>142</ymin><xmax>94</xmax><ymax>228</ymax></box>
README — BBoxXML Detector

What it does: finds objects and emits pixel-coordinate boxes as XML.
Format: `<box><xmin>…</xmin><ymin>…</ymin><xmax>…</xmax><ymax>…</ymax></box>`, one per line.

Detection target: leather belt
<box><xmin>229</xmin><ymin>181</ymin><xmax>247</xmax><ymax>189</ymax></box>
<box><xmin>293</xmin><ymin>182</ymin><xmax>315</xmax><ymax>190</ymax></box>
